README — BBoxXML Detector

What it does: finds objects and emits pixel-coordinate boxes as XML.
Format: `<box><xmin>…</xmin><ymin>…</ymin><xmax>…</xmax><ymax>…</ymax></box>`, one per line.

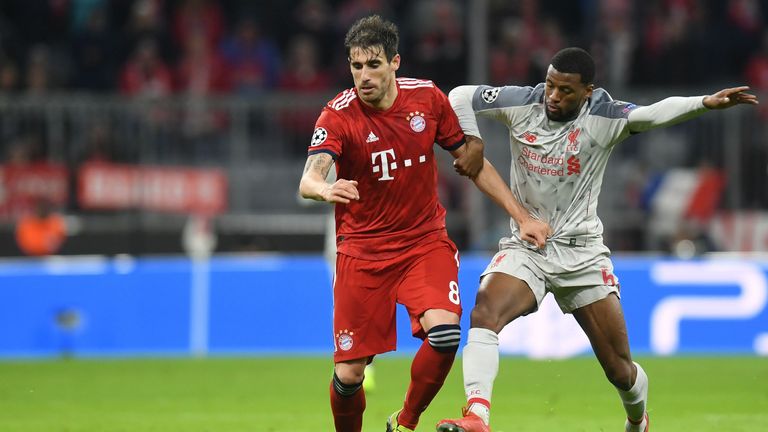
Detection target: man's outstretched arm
<box><xmin>628</xmin><ymin>86</ymin><xmax>759</xmax><ymax>133</ymax></box>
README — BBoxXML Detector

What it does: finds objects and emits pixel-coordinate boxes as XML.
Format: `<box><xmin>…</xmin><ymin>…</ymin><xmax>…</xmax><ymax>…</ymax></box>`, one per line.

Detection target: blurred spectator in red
<box><xmin>406</xmin><ymin>0</ymin><xmax>465</xmax><ymax>89</ymax></box>
<box><xmin>726</xmin><ymin>0</ymin><xmax>765</xmax><ymax>77</ymax></box>
<box><xmin>290</xmin><ymin>0</ymin><xmax>336</xmax><ymax>68</ymax></box>
<box><xmin>489</xmin><ymin>18</ymin><xmax>535</xmax><ymax>86</ymax></box>
<box><xmin>176</xmin><ymin>29</ymin><xmax>230</xmax><ymax>95</ymax></box>
<box><xmin>278</xmin><ymin>34</ymin><xmax>331</xmax><ymax>154</ymax></box>
<box><xmin>488</xmin><ymin>0</ymin><xmax>563</xmax><ymax>87</ymax></box>
<box><xmin>745</xmin><ymin>29</ymin><xmax>768</xmax><ymax>119</ymax></box>
<box><xmin>747</xmin><ymin>35</ymin><xmax>768</xmax><ymax>84</ymax></box>
<box><xmin>743</xmin><ymin>29</ymin><xmax>768</xmax><ymax>208</ymax></box>
<box><xmin>15</xmin><ymin>198</ymin><xmax>67</xmax><ymax>256</ymax></box>
<box><xmin>220</xmin><ymin>18</ymin><xmax>280</xmax><ymax>94</ymax></box>
<box><xmin>121</xmin><ymin>0</ymin><xmax>173</xmax><ymax>68</ymax></box>
<box><xmin>590</xmin><ymin>0</ymin><xmax>634</xmax><ymax>89</ymax></box>
<box><xmin>336</xmin><ymin>0</ymin><xmax>392</xmax><ymax>31</ymax></box>
<box><xmin>176</xmin><ymin>28</ymin><xmax>230</xmax><ymax>155</ymax></box>
<box><xmin>172</xmin><ymin>0</ymin><xmax>224</xmax><ymax>52</ymax></box>
<box><xmin>727</xmin><ymin>0</ymin><xmax>762</xmax><ymax>35</ymax></box>
<box><xmin>530</xmin><ymin>19</ymin><xmax>564</xmax><ymax>79</ymax></box>
<box><xmin>634</xmin><ymin>0</ymin><xmax>695</xmax><ymax>84</ymax></box>
<box><xmin>119</xmin><ymin>38</ymin><xmax>173</xmax><ymax>98</ymax></box>
<box><xmin>278</xmin><ymin>35</ymin><xmax>330</xmax><ymax>93</ymax></box>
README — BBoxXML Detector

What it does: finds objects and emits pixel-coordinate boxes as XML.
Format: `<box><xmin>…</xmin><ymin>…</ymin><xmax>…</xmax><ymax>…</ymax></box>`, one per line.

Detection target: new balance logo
<box><xmin>366</xmin><ymin>131</ymin><xmax>379</xmax><ymax>143</ymax></box>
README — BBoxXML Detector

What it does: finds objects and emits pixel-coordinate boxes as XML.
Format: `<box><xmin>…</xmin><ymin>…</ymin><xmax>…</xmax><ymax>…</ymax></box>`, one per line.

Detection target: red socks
<box><xmin>398</xmin><ymin>325</ymin><xmax>460</xmax><ymax>429</ymax></box>
<box><xmin>329</xmin><ymin>374</ymin><xmax>365</xmax><ymax>432</ymax></box>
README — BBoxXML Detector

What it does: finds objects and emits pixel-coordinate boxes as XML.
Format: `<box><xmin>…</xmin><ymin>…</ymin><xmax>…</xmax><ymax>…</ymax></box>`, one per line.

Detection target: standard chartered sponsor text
<box><xmin>518</xmin><ymin>147</ymin><xmax>565</xmax><ymax>176</ymax></box>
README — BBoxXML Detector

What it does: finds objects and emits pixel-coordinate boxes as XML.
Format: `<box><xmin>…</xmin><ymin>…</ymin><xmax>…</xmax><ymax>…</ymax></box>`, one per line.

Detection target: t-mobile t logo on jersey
<box><xmin>371</xmin><ymin>149</ymin><xmax>427</xmax><ymax>181</ymax></box>
<box><xmin>372</xmin><ymin>149</ymin><xmax>396</xmax><ymax>181</ymax></box>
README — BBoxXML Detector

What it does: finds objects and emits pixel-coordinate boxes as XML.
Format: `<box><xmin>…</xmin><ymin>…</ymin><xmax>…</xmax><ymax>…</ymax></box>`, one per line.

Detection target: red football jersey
<box><xmin>308</xmin><ymin>78</ymin><xmax>465</xmax><ymax>260</ymax></box>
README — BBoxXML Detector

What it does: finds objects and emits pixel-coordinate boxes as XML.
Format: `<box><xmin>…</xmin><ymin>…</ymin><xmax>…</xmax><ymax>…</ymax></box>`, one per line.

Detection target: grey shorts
<box><xmin>481</xmin><ymin>242</ymin><xmax>620</xmax><ymax>314</ymax></box>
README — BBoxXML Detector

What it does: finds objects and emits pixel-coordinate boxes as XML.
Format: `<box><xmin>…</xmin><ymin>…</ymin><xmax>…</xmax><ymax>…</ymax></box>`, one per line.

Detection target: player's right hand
<box><xmin>519</xmin><ymin>216</ymin><xmax>552</xmax><ymax>249</ymax></box>
<box><xmin>703</xmin><ymin>86</ymin><xmax>759</xmax><ymax>109</ymax></box>
<box><xmin>321</xmin><ymin>179</ymin><xmax>359</xmax><ymax>204</ymax></box>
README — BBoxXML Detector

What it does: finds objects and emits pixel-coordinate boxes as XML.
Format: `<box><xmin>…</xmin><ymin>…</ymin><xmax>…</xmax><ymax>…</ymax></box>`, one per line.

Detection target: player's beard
<box><xmin>358</xmin><ymin>85</ymin><xmax>382</xmax><ymax>104</ymax></box>
<box><xmin>545</xmin><ymin>99</ymin><xmax>580</xmax><ymax>122</ymax></box>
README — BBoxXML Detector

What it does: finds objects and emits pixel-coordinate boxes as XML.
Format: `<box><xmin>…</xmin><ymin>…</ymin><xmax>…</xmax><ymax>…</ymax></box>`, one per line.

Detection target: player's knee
<box><xmin>469</xmin><ymin>305</ymin><xmax>504</xmax><ymax>333</ymax></box>
<box><xmin>332</xmin><ymin>371</ymin><xmax>363</xmax><ymax>397</ymax></box>
<box><xmin>604</xmin><ymin>360</ymin><xmax>634</xmax><ymax>390</ymax></box>
<box><xmin>427</xmin><ymin>323</ymin><xmax>461</xmax><ymax>353</ymax></box>
<box><xmin>334</xmin><ymin>362</ymin><xmax>366</xmax><ymax>386</ymax></box>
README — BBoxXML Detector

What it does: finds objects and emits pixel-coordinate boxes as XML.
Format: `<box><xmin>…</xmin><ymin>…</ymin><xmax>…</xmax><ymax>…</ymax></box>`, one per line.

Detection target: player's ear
<box><xmin>584</xmin><ymin>83</ymin><xmax>594</xmax><ymax>100</ymax></box>
<box><xmin>390</xmin><ymin>53</ymin><xmax>401</xmax><ymax>71</ymax></box>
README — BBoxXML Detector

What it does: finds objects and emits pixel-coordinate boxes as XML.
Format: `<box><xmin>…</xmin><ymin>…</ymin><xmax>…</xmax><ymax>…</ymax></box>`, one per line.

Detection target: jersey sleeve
<box><xmin>307</xmin><ymin>107</ymin><xmax>345</xmax><ymax>159</ymax></box>
<box><xmin>471</xmin><ymin>84</ymin><xmax>543</xmax><ymax>126</ymax></box>
<box><xmin>584</xmin><ymin>88</ymin><xmax>640</xmax><ymax>148</ymax></box>
<box><xmin>434</xmin><ymin>86</ymin><xmax>466</xmax><ymax>151</ymax></box>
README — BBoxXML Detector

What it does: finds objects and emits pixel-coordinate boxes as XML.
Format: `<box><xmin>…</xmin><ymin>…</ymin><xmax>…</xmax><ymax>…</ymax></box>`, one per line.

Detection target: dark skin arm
<box><xmin>451</xmin><ymin>137</ymin><xmax>551</xmax><ymax>248</ymax></box>
<box><xmin>452</xmin><ymin>135</ymin><xmax>484</xmax><ymax>178</ymax></box>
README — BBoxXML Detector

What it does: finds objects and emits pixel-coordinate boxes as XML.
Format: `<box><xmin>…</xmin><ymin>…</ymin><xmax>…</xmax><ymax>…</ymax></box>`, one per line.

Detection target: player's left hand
<box><xmin>453</xmin><ymin>135</ymin><xmax>484</xmax><ymax>178</ymax></box>
<box><xmin>703</xmin><ymin>86</ymin><xmax>759</xmax><ymax>109</ymax></box>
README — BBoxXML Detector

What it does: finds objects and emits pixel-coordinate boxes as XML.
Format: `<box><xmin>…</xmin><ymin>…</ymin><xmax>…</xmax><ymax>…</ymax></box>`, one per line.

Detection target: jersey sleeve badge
<box><xmin>481</xmin><ymin>87</ymin><xmax>501</xmax><ymax>103</ymax></box>
<box><xmin>310</xmin><ymin>127</ymin><xmax>328</xmax><ymax>146</ymax></box>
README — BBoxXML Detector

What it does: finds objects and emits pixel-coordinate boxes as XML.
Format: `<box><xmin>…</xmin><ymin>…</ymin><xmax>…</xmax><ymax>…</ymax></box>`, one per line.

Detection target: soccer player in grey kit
<box><xmin>436</xmin><ymin>47</ymin><xmax>759</xmax><ymax>432</ymax></box>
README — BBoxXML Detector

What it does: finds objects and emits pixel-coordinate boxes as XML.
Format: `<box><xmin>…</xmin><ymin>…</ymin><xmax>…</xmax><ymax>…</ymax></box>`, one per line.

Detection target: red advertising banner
<box><xmin>709</xmin><ymin>212</ymin><xmax>768</xmax><ymax>252</ymax></box>
<box><xmin>78</xmin><ymin>162</ymin><xmax>227</xmax><ymax>214</ymax></box>
<box><xmin>0</xmin><ymin>163</ymin><xmax>69</xmax><ymax>218</ymax></box>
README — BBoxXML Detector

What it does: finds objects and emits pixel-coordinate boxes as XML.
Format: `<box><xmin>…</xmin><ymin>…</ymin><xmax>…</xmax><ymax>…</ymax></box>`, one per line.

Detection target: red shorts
<box><xmin>332</xmin><ymin>238</ymin><xmax>462</xmax><ymax>362</ymax></box>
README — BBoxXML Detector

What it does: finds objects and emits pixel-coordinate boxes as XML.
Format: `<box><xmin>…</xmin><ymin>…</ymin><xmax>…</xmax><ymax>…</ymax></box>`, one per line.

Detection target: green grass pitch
<box><xmin>0</xmin><ymin>355</ymin><xmax>766</xmax><ymax>431</ymax></box>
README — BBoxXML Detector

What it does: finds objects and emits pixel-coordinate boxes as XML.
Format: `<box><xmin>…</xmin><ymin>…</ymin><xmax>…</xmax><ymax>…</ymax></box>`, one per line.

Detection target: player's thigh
<box><xmin>572</xmin><ymin>292</ymin><xmax>632</xmax><ymax>363</ymax></box>
<box><xmin>333</xmin><ymin>253</ymin><xmax>398</xmax><ymax>361</ymax></box>
<box><xmin>472</xmin><ymin>272</ymin><xmax>538</xmax><ymax>333</ymax></box>
<box><xmin>474</xmin><ymin>249</ymin><xmax>544</xmax><ymax>329</ymax></box>
<box><xmin>396</xmin><ymin>239</ymin><xmax>462</xmax><ymax>338</ymax></box>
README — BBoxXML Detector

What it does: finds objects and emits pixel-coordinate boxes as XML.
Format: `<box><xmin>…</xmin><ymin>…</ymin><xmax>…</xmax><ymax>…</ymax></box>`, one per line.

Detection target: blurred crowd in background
<box><xmin>0</xmin><ymin>0</ymin><xmax>766</xmax><ymax>256</ymax></box>
<box><xmin>0</xmin><ymin>0</ymin><xmax>766</xmax><ymax>95</ymax></box>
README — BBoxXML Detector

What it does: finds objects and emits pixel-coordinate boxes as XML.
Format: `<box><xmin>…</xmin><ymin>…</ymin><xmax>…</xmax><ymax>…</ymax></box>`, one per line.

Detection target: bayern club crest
<box><xmin>407</xmin><ymin>111</ymin><xmax>426</xmax><ymax>133</ymax></box>
<box><xmin>337</xmin><ymin>330</ymin><xmax>354</xmax><ymax>351</ymax></box>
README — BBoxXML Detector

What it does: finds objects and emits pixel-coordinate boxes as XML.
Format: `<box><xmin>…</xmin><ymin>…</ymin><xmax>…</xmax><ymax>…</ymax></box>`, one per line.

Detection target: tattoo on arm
<box><xmin>303</xmin><ymin>153</ymin><xmax>334</xmax><ymax>179</ymax></box>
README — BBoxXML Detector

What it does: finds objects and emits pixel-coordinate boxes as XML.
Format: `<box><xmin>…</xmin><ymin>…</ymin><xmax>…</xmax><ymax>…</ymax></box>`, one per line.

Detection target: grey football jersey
<box><xmin>471</xmin><ymin>83</ymin><xmax>639</xmax><ymax>248</ymax></box>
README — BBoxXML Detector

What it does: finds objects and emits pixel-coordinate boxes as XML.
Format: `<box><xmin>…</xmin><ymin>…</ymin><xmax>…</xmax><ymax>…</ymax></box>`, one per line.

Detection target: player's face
<box><xmin>544</xmin><ymin>65</ymin><xmax>593</xmax><ymax>121</ymax></box>
<box><xmin>349</xmin><ymin>46</ymin><xmax>400</xmax><ymax>109</ymax></box>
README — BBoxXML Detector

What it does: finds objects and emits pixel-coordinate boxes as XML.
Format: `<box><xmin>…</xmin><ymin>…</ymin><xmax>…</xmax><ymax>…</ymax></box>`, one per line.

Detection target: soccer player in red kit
<box><xmin>299</xmin><ymin>15</ymin><xmax>549</xmax><ymax>432</ymax></box>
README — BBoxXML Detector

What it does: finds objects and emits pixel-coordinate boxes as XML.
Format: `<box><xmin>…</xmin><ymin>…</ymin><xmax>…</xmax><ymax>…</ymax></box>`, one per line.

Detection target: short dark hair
<box><xmin>344</xmin><ymin>15</ymin><xmax>399</xmax><ymax>61</ymax></box>
<box><xmin>550</xmin><ymin>47</ymin><xmax>595</xmax><ymax>84</ymax></box>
